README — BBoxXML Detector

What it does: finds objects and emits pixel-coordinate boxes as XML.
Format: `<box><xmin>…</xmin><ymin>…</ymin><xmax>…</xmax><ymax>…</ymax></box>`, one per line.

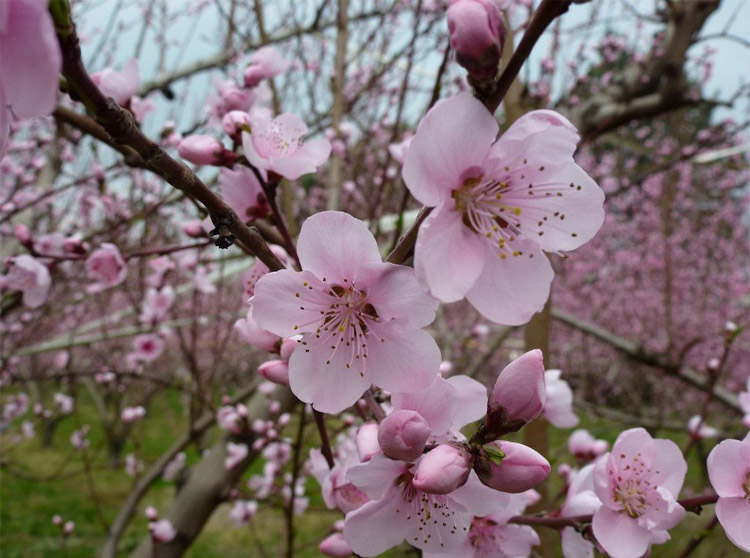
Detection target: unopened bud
<box><xmin>413</xmin><ymin>443</ymin><xmax>472</xmax><ymax>494</ymax></box>
<box><xmin>377</xmin><ymin>409</ymin><xmax>431</xmax><ymax>462</ymax></box>
<box><xmin>474</xmin><ymin>440</ymin><xmax>550</xmax><ymax>493</ymax></box>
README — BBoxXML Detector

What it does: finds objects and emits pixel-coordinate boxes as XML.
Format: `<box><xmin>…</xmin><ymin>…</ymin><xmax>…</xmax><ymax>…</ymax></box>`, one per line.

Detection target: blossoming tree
<box><xmin>1</xmin><ymin>0</ymin><xmax>748</xmax><ymax>557</ymax></box>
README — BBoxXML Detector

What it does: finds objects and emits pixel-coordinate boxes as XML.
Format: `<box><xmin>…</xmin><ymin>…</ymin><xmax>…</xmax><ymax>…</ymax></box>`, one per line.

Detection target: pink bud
<box><xmin>183</xmin><ymin>220</ymin><xmax>206</xmax><ymax>238</ymax></box>
<box><xmin>258</xmin><ymin>359</ymin><xmax>290</xmax><ymax>385</ymax></box>
<box><xmin>52</xmin><ymin>515</ymin><xmax>63</xmax><ymax>526</ymax></box>
<box><xmin>222</xmin><ymin>110</ymin><xmax>251</xmax><ymax>137</ymax></box>
<box><xmin>356</xmin><ymin>422</ymin><xmax>381</xmax><ymax>462</ymax></box>
<box><xmin>413</xmin><ymin>443</ymin><xmax>472</xmax><ymax>494</ymax></box>
<box><xmin>279</xmin><ymin>337</ymin><xmax>298</xmax><ymax>362</ymax></box>
<box><xmin>14</xmin><ymin>224</ymin><xmax>32</xmax><ymax>246</ymax></box>
<box><xmin>63</xmin><ymin>521</ymin><xmax>75</xmax><ymax>535</ymax></box>
<box><xmin>243</xmin><ymin>64</ymin><xmax>266</xmax><ymax>88</ymax></box>
<box><xmin>377</xmin><ymin>410</ymin><xmax>431</xmax><ymax>462</ymax></box>
<box><xmin>447</xmin><ymin>0</ymin><xmax>506</xmax><ymax>80</ymax></box>
<box><xmin>150</xmin><ymin>519</ymin><xmax>176</xmax><ymax>543</ymax></box>
<box><xmin>487</xmin><ymin>350</ymin><xmax>546</xmax><ymax>434</ymax></box>
<box><xmin>178</xmin><ymin>135</ymin><xmax>223</xmax><ymax>165</ymax></box>
<box><xmin>145</xmin><ymin>506</ymin><xmax>158</xmax><ymax>520</ymax></box>
<box><xmin>319</xmin><ymin>533</ymin><xmax>352</xmax><ymax>557</ymax></box>
<box><xmin>475</xmin><ymin>441</ymin><xmax>551</xmax><ymax>493</ymax></box>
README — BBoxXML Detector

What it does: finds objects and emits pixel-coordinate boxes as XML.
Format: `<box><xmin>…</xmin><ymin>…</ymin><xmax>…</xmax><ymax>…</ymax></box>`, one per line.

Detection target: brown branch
<box><xmin>52</xmin><ymin>6</ymin><xmax>283</xmax><ymax>272</ymax></box>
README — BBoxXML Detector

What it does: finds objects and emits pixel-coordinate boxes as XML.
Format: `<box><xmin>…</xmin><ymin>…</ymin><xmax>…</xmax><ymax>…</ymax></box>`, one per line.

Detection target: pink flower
<box><xmin>178</xmin><ymin>135</ymin><xmax>224</xmax><ymax>166</ymax></box>
<box><xmin>487</xmin><ymin>350</ymin><xmax>546</xmax><ymax>433</ymax></box>
<box><xmin>424</xmin><ymin>493</ymin><xmax>539</xmax><ymax>558</ymax></box>
<box><xmin>707</xmin><ymin>433</ymin><xmax>750</xmax><ymax>552</ymax></box>
<box><xmin>218</xmin><ymin>166</ymin><xmax>268</xmax><ymax>220</ymax></box>
<box><xmin>310</xmin><ymin>448</ymin><xmax>370</xmax><ymax>514</ymax></box>
<box><xmin>591</xmin><ymin>428</ymin><xmax>687</xmax><ymax>558</ymax></box>
<box><xmin>0</xmin><ymin>0</ymin><xmax>62</xmax><ymax>156</ymax></box>
<box><xmin>0</xmin><ymin>255</ymin><xmax>50</xmax><ymax>308</ymax></box>
<box><xmin>402</xmin><ymin>93</ymin><xmax>605</xmax><ymax>324</ymax></box>
<box><xmin>447</xmin><ymin>0</ymin><xmax>506</xmax><ymax>80</ymax></box>
<box><xmin>319</xmin><ymin>533</ymin><xmax>352</xmax><ymax>557</ymax></box>
<box><xmin>252</xmin><ymin>211</ymin><xmax>440</xmax><ymax>413</ymax></box>
<box><xmin>149</xmin><ymin>519</ymin><xmax>176</xmax><ymax>543</ymax></box>
<box><xmin>475</xmin><ymin>441</ymin><xmax>551</xmax><ymax>493</ymax></box>
<box><xmin>86</xmin><ymin>243</ymin><xmax>127</xmax><ymax>291</ymax></box>
<box><xmin>543</xmin><ymin>369</ymin><xmax>579</xmax><ymax>428</ymax></box>
<box><xmin>568</xmin><ymin>429</ymin><xmax>608</xmax><ymax>461</ymax></box>
<box><xmin>242</xmin><ymin>113</ymin><xmax>331</xmax><ymax>180</ymax></box>
<box><xmin>132</xmin><ymin>334</ymin><xmax>164</xmax><ymax>362</ymax></box>
<box><xmin>91</xmin><ymin>58</ymin><xmax>139</xmax><ymax>105</ymax></box>
<box><xmin>54</xmin><ymin>393</ymin><xmax>73</xmax><ymax>414</ymax></box>
<box><xmin>413</xmin><ymin>443</ymin><xmax>472</xmax><ymax>494</ymax></box>
<box><xmin>344</xmin><ymin>455</ymin><xmax>513</xmax><ymax>556</ymax></box>
<box><xmin>243</xmin><ymin>46</ymin><xmax>290</xmax><ymax>88</ymax></box>
<box><xmin>229</xmin><ymin>500</ymin><xmax>258</xmax><ymax>525</ymax></box>
<box><xmin>225</xmin><ymin>442</ymin><xmax>249</xmax><ymax>470</ymax></box>
<box><xmin>140</xmin><ymin>286</ymin><xmax>175</xmax><ymax>323</ymax></box>
<box><xmin>377</xmin><ymin>410</ymin><xmax>432</xmax><ymax>462</ymax></box>
<box><xmin>121</xmin><ymin>406</ymin><xmax>146</xmax><ymax>423</ymax></box>
<box><xmin>687</xmin><ymin>415</ymin><xmax>718</xmax><ymax>440</ymax></box>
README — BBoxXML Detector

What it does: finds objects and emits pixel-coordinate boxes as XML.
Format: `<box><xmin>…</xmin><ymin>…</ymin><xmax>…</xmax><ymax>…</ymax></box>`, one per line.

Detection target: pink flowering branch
<box><xmin>508</xmin><ymin>493</ymin><xmax>719</xmax><ymax>529</ymax></box>
<box><xmin>50</xmin><ymin>0</ymin><xmax>283</xmax><ymax>272</ymax></box>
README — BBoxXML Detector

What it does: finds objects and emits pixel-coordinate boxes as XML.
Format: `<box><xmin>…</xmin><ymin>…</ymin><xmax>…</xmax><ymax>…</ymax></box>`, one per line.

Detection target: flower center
<box><xmin>294</xmin><ymin>279</ymin><xmax>382</xmax><ymax>375</ymax></box>
<box><xmin>613</xmin><ymin>477</ymin><xmax>649</xmax><ymax>518</ymax></box>
<box><xmin>453</xmin><ymin>175</ymin><xmax>526</xmax><ymax>260</ymax></box>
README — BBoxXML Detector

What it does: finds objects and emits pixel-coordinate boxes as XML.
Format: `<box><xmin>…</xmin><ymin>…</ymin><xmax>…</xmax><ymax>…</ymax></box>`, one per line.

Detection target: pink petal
<box><xmin>297</xmin><ymin>136</ymin><xmax>332</xmax><ymax>167</ymax></box>
<box><xmin>495</xmin><ymin>524</ymin><xmax>540</xmax><ymax>556</ymax></box>
<box><xmin>287</xmin><ymin>334</ymin><xmax>371</xmax><ymax>413</ymax></box>
<box><xmin>490</xmin><ymin>109</ymin><xmax>579</xmax><ymax>178</ymax></box>
<box><xmin>392</xmin><ymin>376</ymin><xmax>459</xmax><ymax>436</ymax></box>
<box><xmin>465</xmin><ymin>241</ymin><xmax>553</xmax><ymax>325</ymax></box>
<box><xmin>269</xmin><ymin>155</ymin><xmax>318</xmax><ymax>180</ymax></box>
<box><xmin>716</xmin><ymin>497</ymin><xmax>750</xmax><ymax>552</ymax></box>
<box><xmin>365</xmin><ymin>324</ymin><xmax>440</xmax><ymax>395</ymax></box>
<box><xmin>297</xmin><ymin>211</ymin><xmax>382</xmax><ymax>284</ymax></box>
<box><xmin>346</xmin><ymin>454</ymin><xmax>406</xmax><ymax>500</ymax></box>
<box><xmin>650</xmin><ymin>439</ymin><xmax>687</xmax><ymax>498</ymax></box>
<box><xmin>707</xmin><ymin>439</ymin><xmax>748</xmax><ymax>498</ymax></box>
<box><xmin>241</xmin><ymin>130</ymin><xmax>270</xmax><ymax>179</ymax></box>
<box><xmin>252</xmin><ymin>269</ymin><xmax>326</xmax><ymax>337</ymax></box>
<box><xmin>219</xmin><ymin>166</ymin><xmax>263</xmax><ymax>219</ymax></box>
<box><xmin>561</xmin><ymin>527</ymin><xmax>594</xmax><ymax>558</ymax></box>
<box><xmin>611</xmin><ymin>428</ymin><xmax>656</xmax><ymax>470</ymax></box>
<box><xmin>592</xmin><ymin>507</ymin><xmax>651</xmax><ymax>558</ymax></box>
<box><xmin>414</xmin><ymin>202</ymin><xmax>487</xmax><ymax>302</ymax></box>
<box><xmin>403</xmin><ymin>93</ymin><xmax>497</xmax><ymax>207</ymax></box>
<box><xmin>361</xmin><ymin>262</ymin><xmax>438</xmax><ymax>328</ymax></box>
<box><xmin>445</xmin><ymin>375</ymin><xmax>488</xmax><ymax>429</ymax></box>
<box><xmin>343</xmin><ymin>489</ymin><xmax>412</xmax><ymax>557</ymax></box>
<box><xmin>0</xmin><ymin>0</ymin><xmax>61</xmax><ymax>118</ymax></box>
<box><xmin>451</xmin><ymin>471</ymin><xmax>513</xmax><ymax>517</ymax></box>
<box><xmin>500</xmin><ymin>161</ymin><xmax>605</xmax><ymax>252</ymax></box>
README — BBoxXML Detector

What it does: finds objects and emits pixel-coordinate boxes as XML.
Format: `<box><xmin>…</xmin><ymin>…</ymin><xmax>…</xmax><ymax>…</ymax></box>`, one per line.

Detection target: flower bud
<box><xmin>475</xmin><ymin>441</ymin><xmax>551</xmax><ymax>493</ymax></box>
<box><xmin>178</xmin><ymin>135</ymin><xmax>223</xmax><ymax>165</ymax></box>
<box><xmin>356</xmin><ymin>422</ymin><xmax>381</xmax><ymax>462</ymax></box>
<box><xmin>258</xmin><ymin>359</ymin><xmax>289</xmax><ymax>386</ymax></box>
<box><xmin>447</xmin><ymin>0</ymin><xmax>506</xmax><ymax>81</ymax></box>
<box><xmin>319</xmin><ymin>533</ymin><xmax>352</xmax><ymax>557</ymax></box>
<box><xmin>243</xmin><ymin>64</ymin><xmax>266</xmax><ymax>88</ymax></box>
<box><xmin>377</xmin><ymin>409</ymin><xmax>431</xmax><ymax>462</ymax></box>
<box><xmin>183</xmin><ymin>220</ymin><xmax>206</xmax><ymax>238</ymax></box>
<box><xmin>13</xmin><ymin>224</ymin><xmax>32</xmax><ymax>247</ymax></box>
<box><xmin>486</xmin><ymin>349</ymin><xmax>546</xmax><ymax>435</ymax></box>
<box><xmin>222</xmin><ymin>110</ymin><xmax>251</xmax><ymax>138</ymax></box>
<box><xmin>234</xmin><ymin>309</ymin><xmax>279</xmax><ymax>352</ymax></box>
<box><xmin>279</xmin><ymin>336</ymin><xmax>298</xmax><ymax>362</ymax></box>
<box><xmin>413</xmin><ymin>443</ymin><xmax>472</xmax><ymax>494</ymax></box>
<box><xmin>149</xmin><ymin>519</ymin><xmax>176</xmax><ymax>543</ymax></box>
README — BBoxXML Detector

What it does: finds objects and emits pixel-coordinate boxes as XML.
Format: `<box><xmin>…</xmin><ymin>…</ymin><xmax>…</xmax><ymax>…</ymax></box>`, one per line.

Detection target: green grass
<box><xmin>0</xmin><ymin>391</ymin><xmax>745</xmax><ymax>557</ymax></box>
